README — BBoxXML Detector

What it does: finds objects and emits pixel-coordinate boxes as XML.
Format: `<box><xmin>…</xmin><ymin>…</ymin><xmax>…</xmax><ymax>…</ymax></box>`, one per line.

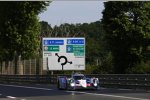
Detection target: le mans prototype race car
<box><xmin>57</xmin><ymin>73</ymin><xmax>99</xmax><ymax>90</ymax></box>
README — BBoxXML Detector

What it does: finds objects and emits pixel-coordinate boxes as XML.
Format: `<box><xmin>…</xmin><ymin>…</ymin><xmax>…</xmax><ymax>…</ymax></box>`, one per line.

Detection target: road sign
<box><xmin>66</xmin><ymin>45</ymin><xmax>84</xmax><ymax>56</ymax></box>
<box><xmin>44</xmin><ymin>40</ymin><xmax>64</xmax><ymax>45</ymax></box>
<box><xmin>42</xmin><ymin>38</ymin><xmax>85</xmax><ymax>70</ymax></box>
<box><xmin>44</xmin><ymin>46</ymin><xmax>59</xmax><ymax>52</ymax></box>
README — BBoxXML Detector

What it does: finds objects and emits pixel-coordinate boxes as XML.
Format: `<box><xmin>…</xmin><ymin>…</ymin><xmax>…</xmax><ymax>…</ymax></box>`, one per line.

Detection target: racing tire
<box><xmin>94</xmin><ymin>85</ymin><xmax>100</xmax><ymax>90</ymax></box>
<box><xmin>57</xmin><ymin>81</ymin><xmax>61</xmax><ymax>90</ymax></box>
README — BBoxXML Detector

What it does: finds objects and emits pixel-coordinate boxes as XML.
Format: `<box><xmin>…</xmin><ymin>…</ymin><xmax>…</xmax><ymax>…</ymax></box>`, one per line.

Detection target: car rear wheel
<box><xmin>57</xmin><ymin>81</ymin><xmax>61</xmax><ymax>90</ymax></box>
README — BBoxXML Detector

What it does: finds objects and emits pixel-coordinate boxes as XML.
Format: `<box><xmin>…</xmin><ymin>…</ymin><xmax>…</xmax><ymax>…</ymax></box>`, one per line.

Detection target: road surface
<box><xmin>0</xmin><ymin>83</ymin><xmax>149</xmax><ymax>100</ymax></box>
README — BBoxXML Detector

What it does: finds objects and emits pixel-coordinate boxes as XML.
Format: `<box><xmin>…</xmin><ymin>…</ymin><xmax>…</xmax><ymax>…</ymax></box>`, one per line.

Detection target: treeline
<box><xmin>40</xmin><ymin>1</ymin><xmax>150</xmax><ymax>74</ymax></box>
<box><xmin>40</xmin><ymin>21</ymin><xmax>113</xmax><ymax>74</ymax></box>
<box><xmin>102</xmin><ymin>1</ymin><xmax>150</xmax><ymax>74</ymax></box>
<box><xmin>0</xmin><ymin>1</ymin><xmax>50</xmax><ymax>74</ymax></box>
<box><xmin>40</xmin><ymin>19</ymin><xmax>149</xmax><ymax>74</ymax></box>
<box><xmin>0</xmin><ymin>1</ymin><xmax>49</xmax><ymax>60</ymax></box>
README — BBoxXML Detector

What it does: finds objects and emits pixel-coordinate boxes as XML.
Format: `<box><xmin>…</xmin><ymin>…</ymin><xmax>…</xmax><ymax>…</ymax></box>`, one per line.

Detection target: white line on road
<box><xmin>118</xmin><ymin>88</ymin><xmax>133</xmax><ymax>91</ymax></box>
<box><xmin>7</xmin><ymin>96</ymin><xmax>16</xmax><ymax>99</ymax></box>
<box><xmin>0</xmin><ymin>84</ymin><xmax>52</xmax><ymax>91</ymax></box>
<box><xmin>66</xmin><ymin>91</ymin><xmax>149</xmax><ymax>100</ymax></box>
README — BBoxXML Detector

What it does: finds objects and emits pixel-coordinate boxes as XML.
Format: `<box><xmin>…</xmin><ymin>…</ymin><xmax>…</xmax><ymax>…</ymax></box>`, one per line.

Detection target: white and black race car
<box><xmin>57</xmin><ymin>73</ymin><xmax>99</xmax><ymax>90</ymax></box>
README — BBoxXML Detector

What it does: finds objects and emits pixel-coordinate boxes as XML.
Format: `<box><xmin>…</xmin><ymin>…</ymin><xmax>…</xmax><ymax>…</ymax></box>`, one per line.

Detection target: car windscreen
<box><xmin>73</xmin><ymin>76</ymin><xmax>85</xmax><ymax>80</ymax></box>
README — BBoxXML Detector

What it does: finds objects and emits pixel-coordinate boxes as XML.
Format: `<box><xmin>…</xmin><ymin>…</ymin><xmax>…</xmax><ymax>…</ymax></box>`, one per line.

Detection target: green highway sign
<box><xmin>44</xmin><ymin>46</ymin><xmax>59</xmax><ymax>52</ymax></box>
<box><xmin>67</xmin><ymin>45</ymin><xmax>84</xmax><ymax>56</ymax></box>
<box><xmin>74</xmin><ymin>52</ymin><xmax>84</xmax><ymax>56</ymax></box>
<box><xmin>73</xmin><ymin>45</ymin><xmax>84</xmax><ymax>52</ymax></box>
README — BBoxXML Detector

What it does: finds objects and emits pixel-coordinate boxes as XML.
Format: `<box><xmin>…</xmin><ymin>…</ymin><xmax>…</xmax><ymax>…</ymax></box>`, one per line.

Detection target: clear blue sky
<box><xmin>38</xmin><ymin>1</ymin><xmax>104</xmax><ymax>27</ymax></box>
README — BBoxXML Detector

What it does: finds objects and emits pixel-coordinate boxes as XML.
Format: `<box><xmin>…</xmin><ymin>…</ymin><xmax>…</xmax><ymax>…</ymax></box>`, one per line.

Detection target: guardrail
<box><xmin>0</xmin><ymin>74</ymin><xmax>150</xmax><ymax>90</ymax></box>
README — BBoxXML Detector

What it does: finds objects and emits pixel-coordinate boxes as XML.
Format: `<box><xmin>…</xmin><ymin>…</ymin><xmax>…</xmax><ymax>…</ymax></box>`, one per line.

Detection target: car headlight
<box><xmin>94</xmin><ymin>83</ymin><xmax>97</xmax><ymax>87</ymax></box>
<box><xmin>70</xmin><ymin>83</ymin><xmax>75</xmax><ymax>87</ymax></box>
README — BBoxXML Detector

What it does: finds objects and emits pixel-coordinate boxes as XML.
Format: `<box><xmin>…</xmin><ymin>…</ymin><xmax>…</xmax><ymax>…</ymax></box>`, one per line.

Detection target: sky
<box><xmin>38</xmin><ymin>1</ymin><xmax>104</xmax><ymax>27</ymax></box>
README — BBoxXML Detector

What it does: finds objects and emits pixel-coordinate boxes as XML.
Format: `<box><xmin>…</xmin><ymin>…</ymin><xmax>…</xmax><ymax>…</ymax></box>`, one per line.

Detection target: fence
<box><xmin>0</xmin><ymin>74</ymin><xmax>150</xmax><ymax>90</ymax></box>
<box><xmin>0</xmin><ymin>58</ymin><xmax>46</xmax><ymax>75</ymax></box>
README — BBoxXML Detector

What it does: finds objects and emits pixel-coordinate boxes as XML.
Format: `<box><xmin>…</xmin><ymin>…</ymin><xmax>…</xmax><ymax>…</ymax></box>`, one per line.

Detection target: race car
<box><xmin>57</xmin><ymin>73</ymin><xmax>99</xmax><ymax>90</ymax></box>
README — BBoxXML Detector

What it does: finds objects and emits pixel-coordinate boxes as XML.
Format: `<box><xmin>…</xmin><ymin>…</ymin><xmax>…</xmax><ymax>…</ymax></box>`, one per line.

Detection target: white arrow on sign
<box><xmin>44</xmin><ymin>40</ymin><xmax>48</xmax><ymax>45</ymax></box>
<box><xmin>67</xmin><ymin>40</ymin><xmax>71</xmax><ymax>44</ymax></box>
<box><xmin>67</xmin><ymin>47</ymin><xmax>71</xmax><ymax>52</ymax></box>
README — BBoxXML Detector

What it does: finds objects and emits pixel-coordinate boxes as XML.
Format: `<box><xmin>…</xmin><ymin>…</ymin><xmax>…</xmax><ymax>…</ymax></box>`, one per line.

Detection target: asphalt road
<box><xmin>0</xmin><ymin>83</ymin><xmax>150</xmax><ymax>100</ymax></box>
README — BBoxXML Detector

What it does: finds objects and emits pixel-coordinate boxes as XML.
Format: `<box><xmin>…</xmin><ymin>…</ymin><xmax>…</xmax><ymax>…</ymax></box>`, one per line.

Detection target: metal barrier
<box><xmin>0</xmin><ymin>74</ymin><xmax>150</xmax><ymax>90</ymax></box>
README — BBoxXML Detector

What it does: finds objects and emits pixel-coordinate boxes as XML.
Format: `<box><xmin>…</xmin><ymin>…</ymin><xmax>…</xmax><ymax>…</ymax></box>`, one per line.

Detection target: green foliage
<box><xmin>102</xmin><ymin>1</ymin><xmax>150</xmax><ymax>73</ymax></box>
<box><xmin>0</xmin><ymin>1</ymin><xmax>49</xmax><ymax>60</ymax></box>
<box><xmin>40</xmin><ymin>21</ymin><xmax>52</xmax><ymax>37</ymax></box>
<box><xmin>127</xmin><ymin>60</ymin><xmax>150</xmax><ymax>74</ymax></box>
<box><xmin>84</xmin><ymin>64</ymin><xmax>97</xmax><ymax>74</ymax></box>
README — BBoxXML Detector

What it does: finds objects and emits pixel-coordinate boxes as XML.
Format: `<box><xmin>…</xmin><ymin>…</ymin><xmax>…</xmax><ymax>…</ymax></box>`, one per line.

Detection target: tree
<box><xmin>0</xmin><ymin>1</ymin><xmax>49</xmax><ymax>74</ymax></box>
<box><xmin>40</xmin><ymin>21</ymin><xmax>52</xmax><ymax>37</ymax></box>
<box><xmin>0</xmin><ymin>1</ymin><xmax>49</xmax><ymax>60</ymax></box>
<box><xmin>102</xmin><ymin>1</ymin><xmax>150</xmax><ymax>73</ymax></box>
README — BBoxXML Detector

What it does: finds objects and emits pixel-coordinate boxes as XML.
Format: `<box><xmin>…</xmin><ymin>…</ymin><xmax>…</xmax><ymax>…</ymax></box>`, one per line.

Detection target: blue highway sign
<box><xmin>67</xmin><ymin>39</ymin><xmax>84</xmax><ymax>44</ymax></box>
<box><xmin>44</xmin><ymin>40</ymin><xmax>64</xmax><ymax>45</ymax></box>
